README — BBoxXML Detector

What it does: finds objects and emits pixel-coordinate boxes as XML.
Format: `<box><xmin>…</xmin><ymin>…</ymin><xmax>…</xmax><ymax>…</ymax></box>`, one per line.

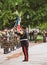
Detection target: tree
<box><xmin>0</xmin><ymin>0</ymin><xmax>47</xmax><ymax>30</ymax></box>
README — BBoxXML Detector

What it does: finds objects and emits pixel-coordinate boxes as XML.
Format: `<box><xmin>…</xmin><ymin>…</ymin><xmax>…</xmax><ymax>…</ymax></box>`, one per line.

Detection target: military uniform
<box><xmin>18</xmin><ymin>26</ymin><xmax>29</xmax><ymax>61</ymax></box>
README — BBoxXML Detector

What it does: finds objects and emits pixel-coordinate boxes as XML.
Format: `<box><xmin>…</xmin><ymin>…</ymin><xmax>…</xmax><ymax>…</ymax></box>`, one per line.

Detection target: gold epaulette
<box><xmin>20</xmin><ymin>31</ymin><xmax>23</xmax><ymax>35</ymax></box>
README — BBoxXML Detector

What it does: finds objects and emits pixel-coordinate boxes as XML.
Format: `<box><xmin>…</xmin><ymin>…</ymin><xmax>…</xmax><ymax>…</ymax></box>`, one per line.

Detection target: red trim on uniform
<box><xmin>23</xmin><ymin>45</ymin><xmax>28</xmax><ymax>61</ymax></box>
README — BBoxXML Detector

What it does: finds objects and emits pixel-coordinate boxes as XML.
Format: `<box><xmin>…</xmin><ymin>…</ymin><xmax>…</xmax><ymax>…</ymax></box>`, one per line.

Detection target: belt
<box><xmin>20</xmin><ymin>39</ymin><xmax>28</xmax><ymax>41</ymax></box>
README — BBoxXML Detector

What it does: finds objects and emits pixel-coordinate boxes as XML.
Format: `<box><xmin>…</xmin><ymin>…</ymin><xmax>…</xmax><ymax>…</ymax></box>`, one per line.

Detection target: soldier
<box><xmin>17</xmin><ymin>26</ymin><xmax>29</xmax><ymax>62</ymax></box>
<box><xmin>2</xmin><ymin>34</ymin><xmax>9</xmax><ymax>54</ymax></box>
<box><xmin>43</xmin><ymin>31</ymin><xmax>46</xmax><ymax>42</ymax></box>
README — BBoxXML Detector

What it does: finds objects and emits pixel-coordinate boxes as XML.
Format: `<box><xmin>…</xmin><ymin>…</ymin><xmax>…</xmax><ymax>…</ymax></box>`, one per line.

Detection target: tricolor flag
<box><xmin>14</xmin><ymin>16</ymin><xmax>21</xmax><ymax>31</ymax></box>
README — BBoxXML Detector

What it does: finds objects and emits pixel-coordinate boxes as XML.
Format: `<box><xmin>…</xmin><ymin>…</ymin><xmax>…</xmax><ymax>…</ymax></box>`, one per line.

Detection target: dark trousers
<box><xmin>21</xmin><ymin>41</ymin><xmax>29</xmax><ymax>61</ymax></box>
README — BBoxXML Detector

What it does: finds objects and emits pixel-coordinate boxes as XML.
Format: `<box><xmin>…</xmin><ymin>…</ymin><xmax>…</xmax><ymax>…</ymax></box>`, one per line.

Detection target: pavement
<box><xmin>0</xmin><ymin>42</ymin><xmax>47</xmax><ymax>65</ymax></box>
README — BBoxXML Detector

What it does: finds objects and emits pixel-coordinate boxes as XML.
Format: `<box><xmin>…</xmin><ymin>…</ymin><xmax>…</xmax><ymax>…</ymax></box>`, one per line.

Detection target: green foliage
<box><xmin>0</xmin><ymin>0</ymin><xmax>47</xmax><ymax>30</ymax></box>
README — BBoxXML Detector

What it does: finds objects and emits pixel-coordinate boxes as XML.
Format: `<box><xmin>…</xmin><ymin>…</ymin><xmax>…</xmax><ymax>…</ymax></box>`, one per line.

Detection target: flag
<box><xmin>14</xmin><ymin>16</ymin><xmax>21</xmax><ymax>31</ymax></box>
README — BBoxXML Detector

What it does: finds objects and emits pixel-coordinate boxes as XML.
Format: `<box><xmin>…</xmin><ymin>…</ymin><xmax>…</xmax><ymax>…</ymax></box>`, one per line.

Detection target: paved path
<box><xmin>0</xmin><ymin>42</ymin><xmax>47</xmax><ymax>65</ymax></box>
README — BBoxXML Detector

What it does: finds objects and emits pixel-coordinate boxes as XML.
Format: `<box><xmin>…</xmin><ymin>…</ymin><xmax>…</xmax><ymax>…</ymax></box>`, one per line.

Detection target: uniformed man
<box><xmin>17</xmin><ymin>26</ymin><xmax>29</xmax><ymax>62</ymax></box>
